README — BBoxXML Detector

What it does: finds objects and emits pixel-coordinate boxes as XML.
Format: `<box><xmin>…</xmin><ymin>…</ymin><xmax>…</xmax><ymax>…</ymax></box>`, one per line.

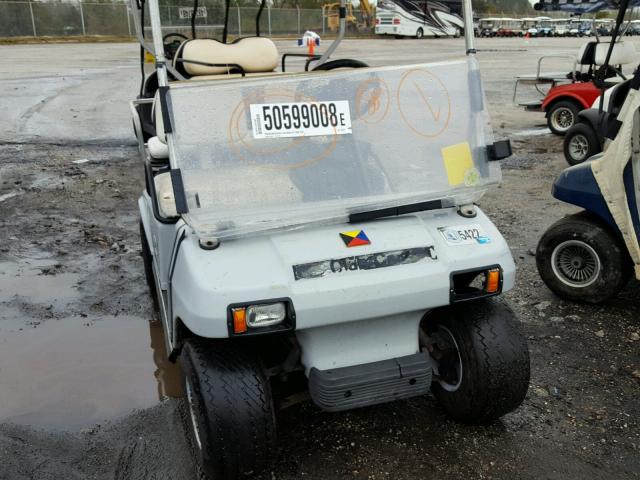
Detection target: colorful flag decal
<box><xmin>340</xmin><ymin>230</ymin><xmax>371</xmax><ymax>247</ymax></box>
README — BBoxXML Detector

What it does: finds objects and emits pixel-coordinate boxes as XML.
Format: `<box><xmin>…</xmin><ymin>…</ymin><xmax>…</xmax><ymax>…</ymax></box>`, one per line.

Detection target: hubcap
<box><xmin>185</xmin><ymin>378</ymin><xmax>203</xmax><ymax>451</ymax></box>
<box><xmin>430</xmin><ymin>326</ymin><xmax>463</xmax><ymax>392</ymax></box>
<box><xmin>551</xmin><ymin>240</ymin><xmax>601</xmax><ymax>288</ymax></box>
<box><xmin>551</xmin><ymin>107</ymin><xmax>574</xmax><ymax>132</ymax></box>
<box><xmin>568</xmin><ymin>134</ymin><xmax>589</xmax><ymax>160</ymax></box>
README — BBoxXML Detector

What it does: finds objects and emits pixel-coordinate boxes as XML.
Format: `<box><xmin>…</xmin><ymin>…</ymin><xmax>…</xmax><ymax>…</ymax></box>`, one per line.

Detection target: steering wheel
<box><xmin>163</xmin><ymin>33</ymin><xmax>188</xmax><ymax>61</ymax></box>
<box><xmin>312</xmin><ymin>59</ymin><xmax>369</xmax><ymax>71</ymax></box>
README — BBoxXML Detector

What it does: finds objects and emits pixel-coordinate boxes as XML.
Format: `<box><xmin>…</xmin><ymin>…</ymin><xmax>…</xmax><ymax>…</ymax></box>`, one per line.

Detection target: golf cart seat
<box><xmin>173</xmin><ymin>37</ymin><xmax>279</xmax><ymax>77</ymax></box>
<box><xmin>593</xmin><ymin>41</ymin><xmax>635</xmax><ymax>66</ymax></box>
<box><xmin>576</xmin><ymin>40</ymin><xmax>636</xmax><ymax>66</ymax></box>
<box><xmin>576</xmin><ymin>41</ymin><xmax>597</xmax><ymax>66</ymax></box>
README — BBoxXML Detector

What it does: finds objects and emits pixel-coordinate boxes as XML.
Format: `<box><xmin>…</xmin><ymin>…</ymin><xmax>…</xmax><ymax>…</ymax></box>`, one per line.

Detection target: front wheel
<box><xmin>416</xmin><ymin>27</ymin><xmax>424</xmax><ymax>39</ymax></box>
<box><xmin>563</xmin><ymin>122</ymin><xmax>601</xmax><ymax>165</ymax></box>
<box><xmin>423</xmin><ymin>298</ymin><xmax>530</xmax><ymax>424</ymax></box>
<box><xmin>180</xmin><ymin>340</ymin><xmax>277</xmax><ymax>480</ymax></box>
<box><xmin>547</xmin><ymin>100</ymin><xmax>580</xmax><ymax>135</ymax></box>
<box><xmin>536</xmin><ymin>212</ymin><xmax>632</xmax><ymax>304</ymax></box>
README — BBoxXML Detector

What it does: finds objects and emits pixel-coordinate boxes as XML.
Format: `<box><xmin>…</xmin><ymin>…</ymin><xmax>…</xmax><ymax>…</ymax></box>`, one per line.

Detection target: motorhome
<box><xmin>375</xmin><ymin>0</ymin><xmax>464</xmax><ymax>38</ymax></box>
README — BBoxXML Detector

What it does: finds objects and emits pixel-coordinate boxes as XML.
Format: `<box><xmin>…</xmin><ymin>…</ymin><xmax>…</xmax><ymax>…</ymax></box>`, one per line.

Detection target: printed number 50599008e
<box><xmin>250</xmin><ymin>101</ymin><xmax>352</xmax><ymax>139</ymax></box>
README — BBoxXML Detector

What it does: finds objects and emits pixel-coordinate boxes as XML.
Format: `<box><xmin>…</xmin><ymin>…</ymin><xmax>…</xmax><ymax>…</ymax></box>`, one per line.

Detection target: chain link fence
<box><xmin>0</xmin><ymin>1</ymin><xmax>351</xmax><ymax>37</ymax></box>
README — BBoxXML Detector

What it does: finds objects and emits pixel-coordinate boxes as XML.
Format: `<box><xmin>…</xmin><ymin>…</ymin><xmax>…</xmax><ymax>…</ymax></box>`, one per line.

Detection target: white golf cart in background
<box><xmin>129</xmin><ymin>0</ymin><xmax>530</xmax><ymax>477</ymax></box>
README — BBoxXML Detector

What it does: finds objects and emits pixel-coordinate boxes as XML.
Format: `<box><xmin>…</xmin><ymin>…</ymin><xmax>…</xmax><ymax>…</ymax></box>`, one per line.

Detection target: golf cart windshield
<box><xmin>167</xmin><ymin>57</ymin><xmax>499</xmax><ymax>239</ymax></box>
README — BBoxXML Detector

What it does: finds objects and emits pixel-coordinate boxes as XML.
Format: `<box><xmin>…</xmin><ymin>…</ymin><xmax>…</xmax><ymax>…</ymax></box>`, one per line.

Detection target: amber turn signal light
<box><xmin>232</xmin><ymin>308</ymin><xmax>248</xmax><ymax>334</ymax></box>
<box><xmin>486</xmin><ymin>269</ymin><xmax>501</xmax><ymax>294</ymax></box>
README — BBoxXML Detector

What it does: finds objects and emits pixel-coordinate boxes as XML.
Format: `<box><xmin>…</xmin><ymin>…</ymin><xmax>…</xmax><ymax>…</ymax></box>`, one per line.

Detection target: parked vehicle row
<box><xmin>476</xmin><ymin>16</ymin><xmax>624</xmax><ymax>38</ymax></box>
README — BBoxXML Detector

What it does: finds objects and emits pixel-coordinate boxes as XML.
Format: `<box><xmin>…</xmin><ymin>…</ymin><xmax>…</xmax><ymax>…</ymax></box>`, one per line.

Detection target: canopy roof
<box><xmin>535</xmin><ymin>0</ymin><xmax>639</xmax><ymax>13</ymax></box>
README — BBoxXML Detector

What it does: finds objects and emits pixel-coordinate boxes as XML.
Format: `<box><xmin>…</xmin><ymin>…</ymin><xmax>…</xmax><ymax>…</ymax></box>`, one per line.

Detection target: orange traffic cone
<box><xmin>525</xmin><ymin>32</ymin><xmax>531</xmax><ymax>40</ymax></box>
<box><xmin>308</xmin><ymin>38</ymin><xmax>315</xmax><ymax>57</ymax></box>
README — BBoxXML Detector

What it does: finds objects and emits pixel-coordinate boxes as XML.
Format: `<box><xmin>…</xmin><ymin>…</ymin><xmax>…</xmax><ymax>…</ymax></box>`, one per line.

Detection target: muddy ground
<box><xmin>1</xmin><ymin>38</ymin><xmax>639</xmax><ymax>479</ymax></box>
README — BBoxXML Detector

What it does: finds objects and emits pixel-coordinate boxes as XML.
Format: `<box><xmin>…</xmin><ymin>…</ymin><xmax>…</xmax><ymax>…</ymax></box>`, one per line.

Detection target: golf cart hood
<box><xmin>164</xmin><ymin>59</ymin><xmax>500</xmax><ymax>241</ymax></box>
<box><xmin>170</xmin><ymin>206</ymin><xmax>516</xmax><ymax>339</ymax></box>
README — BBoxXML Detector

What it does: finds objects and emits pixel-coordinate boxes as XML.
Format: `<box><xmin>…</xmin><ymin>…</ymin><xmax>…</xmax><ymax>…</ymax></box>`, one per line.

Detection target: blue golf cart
<box><xmin>535</xmin><ymin>0</ymin><xmax>640</xmax><ymax>304</ymax></box>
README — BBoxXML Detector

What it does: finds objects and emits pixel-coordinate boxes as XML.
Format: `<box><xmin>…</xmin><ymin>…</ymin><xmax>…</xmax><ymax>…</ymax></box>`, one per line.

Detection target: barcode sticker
<box><xmin>250</xmin><ymin>101</ymin><xmax>352</xmax><ymax>139</ymax></box>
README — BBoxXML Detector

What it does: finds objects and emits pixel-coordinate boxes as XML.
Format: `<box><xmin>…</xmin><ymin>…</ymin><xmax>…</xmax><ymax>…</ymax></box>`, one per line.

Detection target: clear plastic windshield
<box><xmin>167</xmin><ymin>57</ymin><xmax>500</xmax><ymax>239</ymax></box>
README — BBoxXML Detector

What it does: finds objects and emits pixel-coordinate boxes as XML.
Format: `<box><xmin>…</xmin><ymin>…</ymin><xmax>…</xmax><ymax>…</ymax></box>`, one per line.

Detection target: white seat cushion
<box><xmin>174</xmin><ymin>37</ymin><xmax>278</xmax><ymax>76</ymax></box>
<box><xmin>594</xmin><ymin>41</ymin><xmax>637</xmax><ymax>66</ymax></box>
<box><xmin>154</xmin><ymin>172</ymin><xmax>178</xmax><ymax>218</ymax></box>
<box><xmin>148</xmin><ymin>136</ymin><xmax>169</xmax><ymax>159</ymax></box>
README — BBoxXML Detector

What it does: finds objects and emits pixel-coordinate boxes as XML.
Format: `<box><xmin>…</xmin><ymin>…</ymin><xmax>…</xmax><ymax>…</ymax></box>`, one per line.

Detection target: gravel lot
<box><xmin>0</xmin><ymin>37</ymin><xmax>639</xmax><ymax>480</ymax></box>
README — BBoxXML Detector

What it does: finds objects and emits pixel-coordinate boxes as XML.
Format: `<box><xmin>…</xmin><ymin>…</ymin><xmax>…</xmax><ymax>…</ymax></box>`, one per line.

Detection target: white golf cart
<box><xmin>129</xmin><ymin>0</ymin><xmax>530</xmax><ymax>477</ymax></box>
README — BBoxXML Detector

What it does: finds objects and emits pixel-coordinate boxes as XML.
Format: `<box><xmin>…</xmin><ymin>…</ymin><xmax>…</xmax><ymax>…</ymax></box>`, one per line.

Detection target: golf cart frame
<box><xmin>535</xmin><ymin>0</ymin><xmax>640</xmax><ymax>304</ymax></box>
<box><xmin>129</xmin><ymin>1</ymin><xmax>530</xmax><ymax>478</ymax></box>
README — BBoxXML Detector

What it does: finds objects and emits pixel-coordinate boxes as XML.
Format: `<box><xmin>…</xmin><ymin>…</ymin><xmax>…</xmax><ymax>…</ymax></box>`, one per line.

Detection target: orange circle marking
<box><xmin>396</xmin><ymin>69</ymin><xmax>452</xmax><ymax>139</ymax></box>
<box><xmin>227</xmin><ymin>88</ymin><xmax>339</xmax><ymax>170</ymax></box>
<box><xmin>354</xmin><ymin>77</ymin><xmax>390</xmax><ymax>125</ymax></box>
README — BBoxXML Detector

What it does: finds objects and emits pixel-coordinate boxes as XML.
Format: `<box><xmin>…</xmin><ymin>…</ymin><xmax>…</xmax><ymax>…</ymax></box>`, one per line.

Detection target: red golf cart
<box><xmin>514</xmin><ymin>40</ymin><xmax>635</xmax><ymax>135</ymax></box>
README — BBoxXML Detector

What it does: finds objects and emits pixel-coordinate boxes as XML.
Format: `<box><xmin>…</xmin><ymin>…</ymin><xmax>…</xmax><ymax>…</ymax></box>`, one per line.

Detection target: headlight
<box><xmin>229</xmin><ymin>300</ymin><xmax>294</xmax><ymax>335</ymax></box>
<box><xmin>246</xmin><ymin>303</ymin><xmax>286</xmax><ymax>328</ymax></box>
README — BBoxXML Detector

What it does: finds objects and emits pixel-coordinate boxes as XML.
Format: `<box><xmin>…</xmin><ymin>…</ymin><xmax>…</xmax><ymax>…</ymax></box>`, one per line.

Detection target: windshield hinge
<box><xmin>487</xmin><ymin>140</ymin><xmax>512</xmax><ymax>161</ymax></box>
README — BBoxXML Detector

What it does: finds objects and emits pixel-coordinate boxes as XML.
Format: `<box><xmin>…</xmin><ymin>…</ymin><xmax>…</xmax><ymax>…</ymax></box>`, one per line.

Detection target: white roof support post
<box><xmin>462</xmin><ymin>0</ymin><xmax>476</xmax><ymax>55</ymax></box>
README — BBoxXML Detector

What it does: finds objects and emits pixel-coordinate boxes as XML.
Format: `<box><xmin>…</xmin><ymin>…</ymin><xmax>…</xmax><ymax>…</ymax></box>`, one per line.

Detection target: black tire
<box><xmin>312</xmin><ymin>59</ymin><xmax>369</xmax><ymax>71</ymax></box>
<box><xmin>139</xmin><ymin>220</ymin><xmax>159</xmax><ymax>311</ymax></box>
<box><xmin>180</xmin><ymin>339</ymin><xmax>277</xmax><ymax>480</ymax></box>
<box><xmin>563</xmin><ymin>122</ymin><xmax>601</xmax><ymax>165</ymax></box>
<box><xmin>424</xmin><ymin>298</ymin><xmax>530</xmax><ymax>424</ymax></box>
<box><xmin>536</xmin><ymin>212</ymin><xmax>632</xmax><ymax>304</ymax></box>
<box><xmin>547</xmin><ymin>100</ymin><xmax>581</xmax><ymax>135</ymax></box>
<box><xmin>416</xmin><ymin>27</ymin><xmax>424</xmax><ymax>39</ymax></box>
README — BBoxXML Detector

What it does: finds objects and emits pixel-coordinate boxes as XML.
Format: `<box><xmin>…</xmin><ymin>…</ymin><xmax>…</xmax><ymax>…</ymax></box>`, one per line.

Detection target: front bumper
<box><xmin>375</xmin><ymin>26</ymin><xmax>398</xmax><ymax>35</ymax></box>
<box><xmin>308</xmin><ymin>352</ymin><xmax>432</xmax><ymax>412</ymax></box>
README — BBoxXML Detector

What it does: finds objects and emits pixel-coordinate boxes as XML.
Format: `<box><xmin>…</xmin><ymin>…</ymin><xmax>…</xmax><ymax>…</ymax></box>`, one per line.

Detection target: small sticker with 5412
<box><xmin>438</xmin><ymin>225</ymin><xmax>491</xmax><ymax>245</ymax></box>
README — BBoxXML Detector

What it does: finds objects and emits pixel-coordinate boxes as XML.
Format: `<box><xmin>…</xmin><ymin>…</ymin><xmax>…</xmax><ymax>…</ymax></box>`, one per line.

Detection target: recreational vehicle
<box><xmin>375</xmin><ymin>0</ymin><xmax>464</xmax><ymax>38</ymax></box>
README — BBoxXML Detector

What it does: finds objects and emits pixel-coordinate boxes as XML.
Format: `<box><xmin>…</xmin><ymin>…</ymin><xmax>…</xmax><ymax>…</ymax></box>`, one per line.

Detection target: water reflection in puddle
<box><xmin>0</xmin><ymin>314</ymin><xmax>184</xmax><ymax>430</ymax></box>
<box><xmin>149</xmin><ymin>319</ymin><xmax>184</xmax><ymax>400</ymax></box>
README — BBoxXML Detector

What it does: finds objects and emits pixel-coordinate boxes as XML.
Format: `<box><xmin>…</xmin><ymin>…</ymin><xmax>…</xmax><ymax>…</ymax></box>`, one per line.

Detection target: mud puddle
<box><xmin>0</xmin><ymin>256</ymin><xmax>182</xmax><ymax>430</ymax></box>
<box><xmin>0</xmin><ymin>314</ymin><xmax>183</xmax><ymax>430</ymax></box>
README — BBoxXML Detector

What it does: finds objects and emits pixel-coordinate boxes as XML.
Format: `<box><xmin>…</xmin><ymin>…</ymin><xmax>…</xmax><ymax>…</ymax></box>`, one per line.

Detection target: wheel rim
<box><xmin>430</xmin><ymin>326</ymin><xmax>463</xmax><ymax>392</ymax></box>
<box><xmin>551</xmin><ymin>240</ymin><xmax>601</xmax><ymax>288</ymax></box>
<box><xmin>568</xmin><ymin>133</ymin><xmax>589</xmax><ymax>160</ymax></box>
<box><xmin>551</xmin><ymin>107</ymin><xmax>575</xmax><ymax>132</ymax></box>
<box><xmin>185</xmin><ymin>378</ymin><xmax>203</xmax><ymax>451</ymax></box>
<box><xmin>417</xmin><ymin>29</ymin><xmax>423</xmax><ymax>38</ymax></box>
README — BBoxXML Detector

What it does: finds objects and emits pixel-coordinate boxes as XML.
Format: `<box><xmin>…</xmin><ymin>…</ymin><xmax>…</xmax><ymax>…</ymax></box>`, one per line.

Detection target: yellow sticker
<box><xmin>442</xmin><ymin>142</ymin><xmax>473</xmax><ymax>186</ymax></box>
<box><xmin>144</xmin><ymin>51</ymin><xmax>156</xmax><ymax>64</ymax></box>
